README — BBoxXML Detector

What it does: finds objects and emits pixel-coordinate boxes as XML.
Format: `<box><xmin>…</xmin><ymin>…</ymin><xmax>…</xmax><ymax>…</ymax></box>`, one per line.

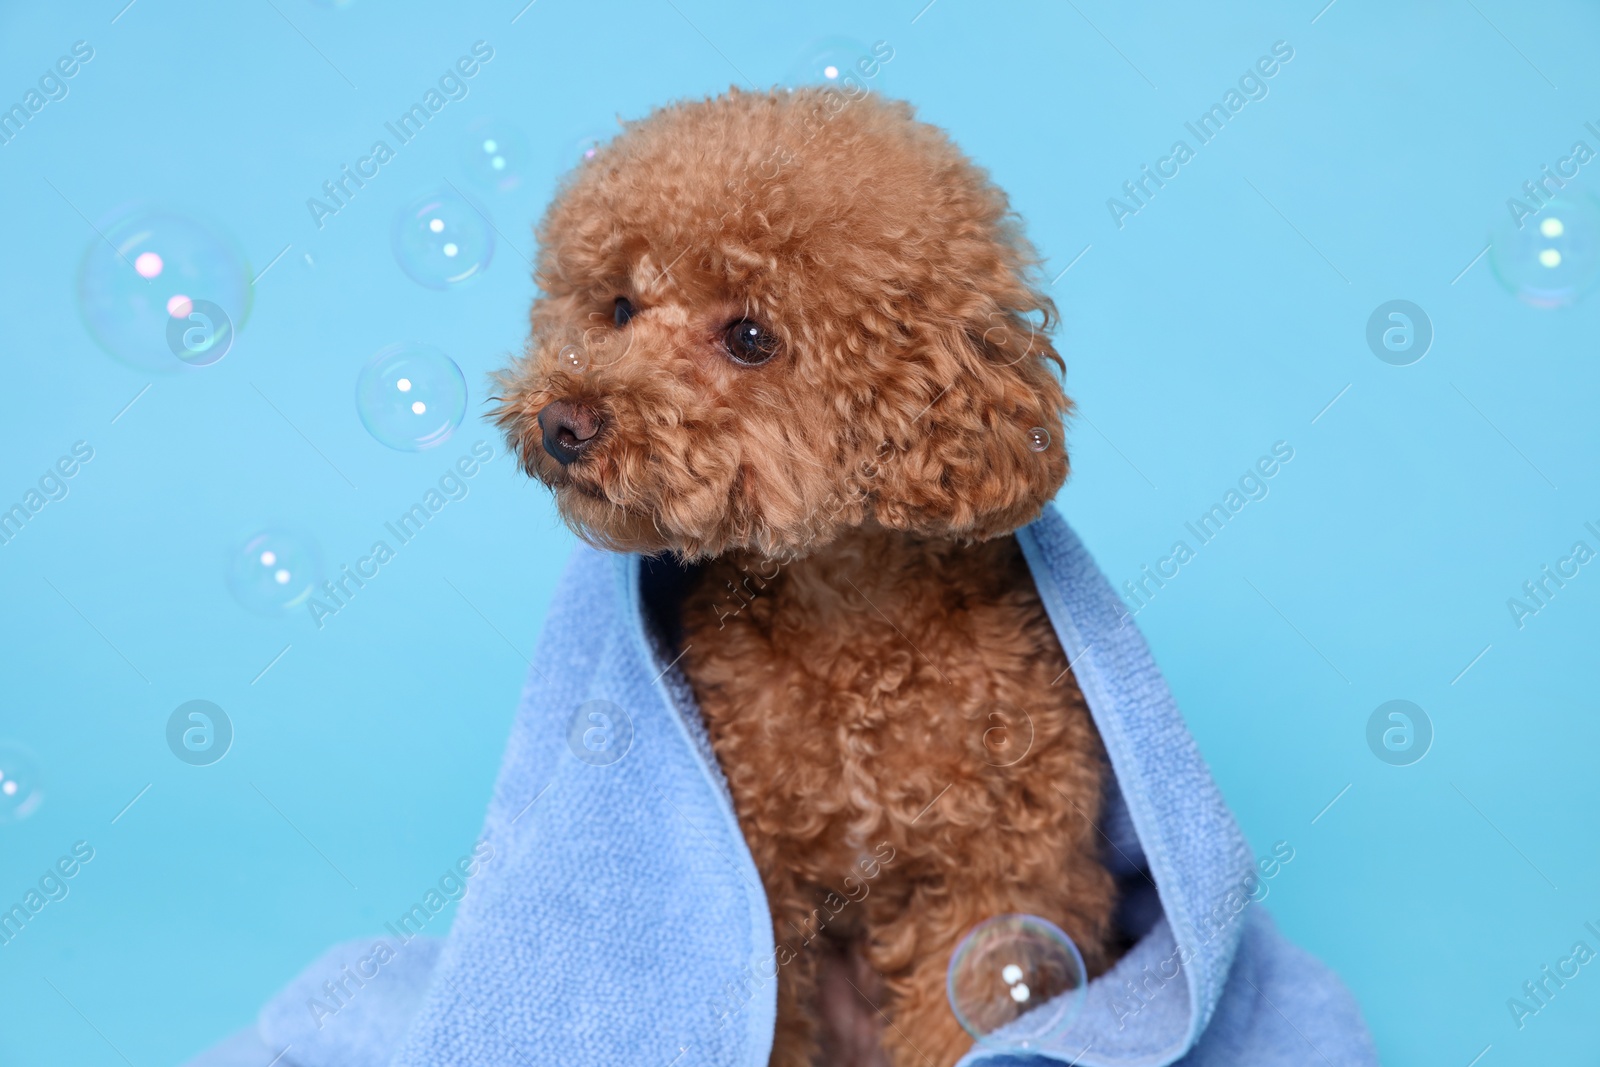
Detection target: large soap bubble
<box><xmin>947</xmin><ymin>914</ymin><xmax>1088</xmax><ymax>1049</ymax></box>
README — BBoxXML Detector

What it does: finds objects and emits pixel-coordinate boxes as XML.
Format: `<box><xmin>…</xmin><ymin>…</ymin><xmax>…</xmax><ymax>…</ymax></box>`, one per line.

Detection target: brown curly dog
<box><xmin>495</xmin><ymin>86</ymin><xmax>1116</xmax><ymax>1067</ymax></box>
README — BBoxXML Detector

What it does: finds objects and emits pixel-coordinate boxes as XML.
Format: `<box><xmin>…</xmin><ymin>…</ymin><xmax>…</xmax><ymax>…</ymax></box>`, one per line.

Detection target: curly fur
<box><xmin>495</xmin><ymin>87</ymin><xmax>1115</xmax><ymax>1067</ymax></box>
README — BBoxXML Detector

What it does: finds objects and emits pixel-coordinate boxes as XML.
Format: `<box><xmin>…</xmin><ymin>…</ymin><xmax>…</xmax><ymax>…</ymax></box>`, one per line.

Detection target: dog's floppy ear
<box><xmin>867</xmin><ymin>288</ymin><xmax>1072</xmax><ymax>543</ymax></box>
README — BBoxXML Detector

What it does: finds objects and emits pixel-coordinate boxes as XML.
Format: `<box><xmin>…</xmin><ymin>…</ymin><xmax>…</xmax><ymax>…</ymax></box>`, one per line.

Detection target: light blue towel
<box><xmin>186</xmin><ymin>508</ymin><xmax>1376</xmax><ymax>1067</ymax></box>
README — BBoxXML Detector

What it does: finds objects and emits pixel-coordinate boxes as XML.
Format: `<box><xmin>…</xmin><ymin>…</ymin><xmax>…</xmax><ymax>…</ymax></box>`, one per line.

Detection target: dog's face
<box><xmin>495</xmin><ymin>88</ymin><xmax>1070</xmax><ymax>560</ymax></box>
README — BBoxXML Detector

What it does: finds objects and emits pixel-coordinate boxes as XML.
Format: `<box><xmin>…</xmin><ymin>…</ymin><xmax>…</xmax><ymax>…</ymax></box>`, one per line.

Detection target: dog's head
<box><xmin>495</xmin><ymin>87</ymin><xmax>1070</xmax><ymax>560</ymax></box>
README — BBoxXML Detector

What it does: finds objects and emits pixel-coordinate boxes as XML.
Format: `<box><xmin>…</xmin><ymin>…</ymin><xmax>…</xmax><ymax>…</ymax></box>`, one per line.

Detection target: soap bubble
<box><xmin>78</xmin><ymin>209</ymin><xmax>252</xmax><ymax>372</ymax></box>
<box><xmin>0</xmin><ymin>742</ymin><xmax>44</xmax><ymax>824</ymax></box>
<box><xmin>392</xmin><ymin>190</ymin><xmax>494</xmax><ymax>289</ymax></box>
<box><xmin>558</xmin><ymin>344</ymin><xmax>588</xmax><ymax>372</ymax></box>
<box><xmin>1490</xmin><ymin>193</ymin><xmax>1600</xmax><ymax>308</ymax></box>
<box><xmin>462</xmin><ymin>118</ymin><xmax>530</xmax><ymax>193</ymax></box>
<box><xmin>1027</xmin><ymin>427</ymin><xmax>1051</xmax><ymax>452</ymax></box>
<box><xmin>357</xmin><ymin>343</ymin><xmax>468</xmax><ymax>451</ymax></box>
<box><xmin>572</xmin><ymin>133</ymin><xmax>607</xmax><ymax>167</ymax></box>
<box><xmin>547</xmin><ymin>320</ymin><xmax>632</xmax><ymax>378</ymax></box>
<box><xmin>948</xmin><ymin>914</ymin><xmax>1087</xmax><ymax>1049</ymax></box>
<box><xmin>228</xmin><ymin>530</ymin><xmax>322</xmax><ymax>614</ymax></box>
<box><xmin>784</xmin><ymin>37</ymin><xmax>892</xmax><ymax>97</ymax></box>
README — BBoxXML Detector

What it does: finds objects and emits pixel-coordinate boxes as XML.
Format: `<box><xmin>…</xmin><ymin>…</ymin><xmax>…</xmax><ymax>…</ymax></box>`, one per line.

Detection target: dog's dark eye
<box><xmin>613</xmin><ymin>297</ymin><xmax>636</xmax><ymax>327</ymax></box>
<box><xmin>723</xmin><ymin>319</ymin><xmax>779</xmax><ymax>366</ymax></box>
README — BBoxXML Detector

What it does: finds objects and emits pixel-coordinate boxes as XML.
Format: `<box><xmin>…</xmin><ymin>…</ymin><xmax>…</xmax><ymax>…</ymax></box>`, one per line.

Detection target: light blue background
<box><xmin>2</xmin><ymin>1</ymin><xmax>1597</xmax><ymax>1064</ymax></box>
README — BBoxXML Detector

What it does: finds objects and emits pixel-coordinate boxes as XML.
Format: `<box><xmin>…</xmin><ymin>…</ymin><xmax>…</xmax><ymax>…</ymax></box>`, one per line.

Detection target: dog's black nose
<box><xmin>538</xmin><ymin>399</ymin><xmax>604</xmax><ymax>465</ymax></box>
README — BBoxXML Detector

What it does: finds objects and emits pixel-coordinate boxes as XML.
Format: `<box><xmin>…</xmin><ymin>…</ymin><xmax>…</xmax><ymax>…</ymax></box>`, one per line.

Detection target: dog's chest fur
<box><xmin>678</xmin><ymin>530</ymin><xmax>1105</xmax><ymax>899</ymax></box>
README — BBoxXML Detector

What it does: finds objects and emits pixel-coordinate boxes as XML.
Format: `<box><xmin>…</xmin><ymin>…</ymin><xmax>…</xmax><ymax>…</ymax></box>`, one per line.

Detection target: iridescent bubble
<box><xmin>228</xmin><ymin>530</ymin><xmax>323</xmax><ymax>614</ymax></box>
<box><xmin>357</xmin><ymin>342</ymin><xmax>468</xmax><ymax>451</ymax></box>
<box><xmin>78</xmin><ymin>209</ymin><xmax>252</xmax><ymax>372</ymax></box>
<box><xmin>462</xmin><ymin>118</ymin><xmax>531</xmax><ymax>193</ymax></box>
<box><xmin>391</xmin><ymin>190</ymin><xmax>494</xmax><ymax>289</ymax></box>
<box><xmin>783</xmin><ymin>37</ymin><xmax>892</xmax><ymax>96</ymax></box>
<box><xmin>1490</xmin><ymin>193</ymin><xmax>1600</xmax><ymax>308</ymax></box>
<box><xmin>559</xmin><ymin>344</ymin><xmax>588</xmax><ymax>372</ymax></box>
<box><xmin>947</xmin><ymin>914</ymin><xmax>1088</xmax><ymax>1049</ymax></box>
<box><xmin>573</xmin><ymin>134</ymin><xmax>607</xmax><ymax>167</ymax></box>
<box><xmin>1027</xmin><ymin>427</ymin><xmax>1051</xmax><ymax>452</ymax></box>
<box><xmin>0</xmin><ymin>742</ymin><xmax>44</xmax><ymax>824</ymax></box>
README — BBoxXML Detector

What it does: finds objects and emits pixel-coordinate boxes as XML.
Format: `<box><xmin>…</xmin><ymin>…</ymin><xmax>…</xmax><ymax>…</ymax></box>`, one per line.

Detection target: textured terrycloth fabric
<box><xmin>185</xmin><ymin>508</ymin><xmax>1376</xmax><ymax>1067</ymax></box>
